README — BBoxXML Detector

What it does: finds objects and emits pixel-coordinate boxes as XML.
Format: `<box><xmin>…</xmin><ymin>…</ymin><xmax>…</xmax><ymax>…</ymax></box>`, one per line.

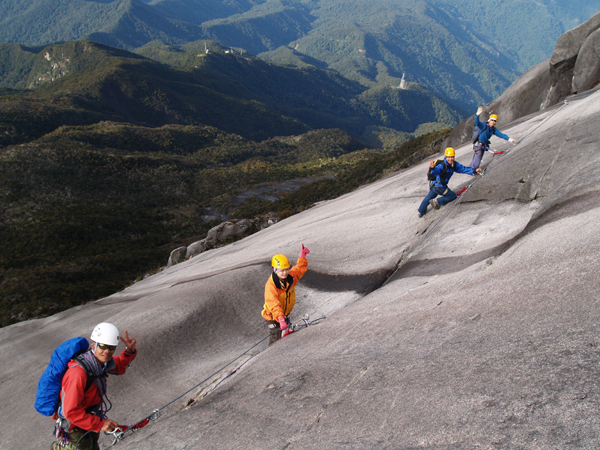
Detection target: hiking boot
<box><xmin>429</xmin><ymin>199</ymin><xmax>440</xmax><ymax>210</ymax></box>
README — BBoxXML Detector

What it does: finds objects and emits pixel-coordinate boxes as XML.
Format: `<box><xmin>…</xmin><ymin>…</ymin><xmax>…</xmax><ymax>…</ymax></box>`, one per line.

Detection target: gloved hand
<box><xmin>278</xmin><ymin>316</ymin><xmax>288</xmax><ymax>331</ymax></box>
<box><xmin>476</xmin><ymin>106</ymin><xmax>484</xmax><ymax>116</ymax></box>
<box><xmin>509</xmin><ymin>138</ymin><xmax>516</xmax><ymax>144</ymax></box>
<box><xmin>299</xmin><ymin>244</ymin><xmax>310</xmax><ymax>259</ymax></box>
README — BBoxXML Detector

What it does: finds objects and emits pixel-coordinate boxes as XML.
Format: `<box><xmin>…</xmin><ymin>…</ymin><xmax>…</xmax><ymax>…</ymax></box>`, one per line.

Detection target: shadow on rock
<box><xmin>391</xmin><ymin>190</ymin><xmax>600</xmax><ymax>281</ymax></box>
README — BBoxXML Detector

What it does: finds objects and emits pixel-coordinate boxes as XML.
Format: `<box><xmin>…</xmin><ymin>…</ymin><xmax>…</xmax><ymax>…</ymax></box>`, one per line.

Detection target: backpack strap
<box><xmin>436</xmin><ymin>160</ymin><xmax>457</xmax><ymax>187</ymax></box>
<box><xmin>73</xmin><ymin>353</ymin><xmax>107</xmax><ymax>392</ymax></box>
<box><xmin>433</xmin><ymin>160</ymin><xmax>451</xmax><ymax>185</ymax></box>
<box><xmin>55</xmin><ymin>353</ymin><xmax>106</xmax><ymax>419</ymax></box>
<box><xmin>473</xmin><ymin>124</ymin><xmax>489</xmax><ymax>144</ymax></box>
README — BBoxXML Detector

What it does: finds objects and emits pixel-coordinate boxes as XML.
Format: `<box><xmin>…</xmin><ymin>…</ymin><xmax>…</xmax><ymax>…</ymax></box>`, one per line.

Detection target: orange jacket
<box><xmin>262</xmin><ymin>257</ymin><xmax>308</xmax><ymax>321</ymax></box>
<box><xmin>56</xmin><ymin>349</ymin><xmax>137</xmax><ymax>432</ymax></box>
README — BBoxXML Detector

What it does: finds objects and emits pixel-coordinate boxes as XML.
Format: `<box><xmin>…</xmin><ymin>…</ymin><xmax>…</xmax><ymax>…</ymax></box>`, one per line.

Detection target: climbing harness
<box><xmin>53</xmin><ymin>422</ymin><xmax>97</xmax><ymax>450</ymax></box>
<box><xmin>53</xmin><ymin>417</ymin><xmax>71</xmax><ymax>447</ymax></box>
<box><xmin>108</xmin><ymin>314</ymin><xmax>323</xmax><ymax>446</ymax></box>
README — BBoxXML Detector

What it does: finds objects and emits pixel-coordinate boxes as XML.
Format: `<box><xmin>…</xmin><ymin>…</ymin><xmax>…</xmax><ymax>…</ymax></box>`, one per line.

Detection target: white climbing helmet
<box><xmin>91</xmin><ymin>322</ymin><xmax>120</xmax><ymax>346</ymax></box>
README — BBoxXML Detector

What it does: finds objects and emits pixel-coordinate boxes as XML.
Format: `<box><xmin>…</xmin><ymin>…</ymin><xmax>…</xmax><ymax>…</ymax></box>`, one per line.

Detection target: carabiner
<box><xmin>110</xmin><ymin>426</ymin><xmax>125</xmax><ymax>446</ymax></box>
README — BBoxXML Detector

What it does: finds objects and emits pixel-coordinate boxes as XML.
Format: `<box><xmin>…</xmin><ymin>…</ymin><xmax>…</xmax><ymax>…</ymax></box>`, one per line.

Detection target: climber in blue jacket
<box><xmin>470</xmin><ymin>107</ymin><xmax>516</xmax><ymax>169</ymax></box>
<box><xmin>418</xmin><ymin>147</ymin><xmax>482</xmax><ymax>217</ymax></box>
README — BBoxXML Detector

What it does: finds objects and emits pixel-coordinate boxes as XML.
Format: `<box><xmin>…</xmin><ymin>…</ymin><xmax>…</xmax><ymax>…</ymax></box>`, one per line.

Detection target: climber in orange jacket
<box><xmin>262</xmin><ymin>244</ymin><xmax>310</xmax><ymax>345</ymax></box>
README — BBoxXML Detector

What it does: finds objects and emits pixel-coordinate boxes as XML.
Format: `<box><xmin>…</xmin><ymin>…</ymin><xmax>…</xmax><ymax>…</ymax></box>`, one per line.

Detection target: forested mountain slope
<box><xmin>0</xmin><ymin>0</ymin><xmax>597</xmax><ymax>109</ymax></box>
<box><xmin>0</xmin><ymin>41</ymin><xmax>463</xmax><ymax>145</ymax></box>
<box><xmin>0</xmin><ymin>39</ymin><xmax>459</xmax><ymax>327</ymax></box>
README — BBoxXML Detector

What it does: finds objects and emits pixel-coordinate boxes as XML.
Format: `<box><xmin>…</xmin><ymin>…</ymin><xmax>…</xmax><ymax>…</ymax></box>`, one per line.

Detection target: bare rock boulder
<box><xmin>176</xmin><ymin>214</ymin><xmax>279</xmax><ymax>263</ymax></box>
<box><xmin>185</xmin><ymin>239</ymin><xmax>207</xmax><ymax>260</ymax></box>
<box><xmin>167</xmin><ymin>246</ymin><xmax>187</xmax><ymax>267</ymax></box>
<box><xmin>544</xmin><ymin>11</ymin><xmax>600</xmax><ymax>106</ymax></box>
<box><xmin>573</xmin><ymin>28</ymin><xmax>600</xmax><ymax>93</ymax></box>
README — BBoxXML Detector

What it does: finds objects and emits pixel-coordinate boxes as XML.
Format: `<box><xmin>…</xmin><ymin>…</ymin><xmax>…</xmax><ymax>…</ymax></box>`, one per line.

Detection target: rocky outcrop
<box><xmin>167</xmin><ymin>213</ymin><xmax>278</xmax><ymax>266</ymax></box>
<box><xmin>544</xmin><ymin>11</ymin><xmax>600</xmax><ymax>107</ymax></box>
<box><xmin>572</xmin><ymin>27</ymin><xmax>600</xmax><ymax>93</ymax></box>
<box><xmin>167</xmin><ymin>246</ymin><xmax>187</xmax><ymax>267</ymax></box>
<box><xmin>445</xmin><ymin>12</ymin><xmax>600</xmax><ymax>149</ymax></box>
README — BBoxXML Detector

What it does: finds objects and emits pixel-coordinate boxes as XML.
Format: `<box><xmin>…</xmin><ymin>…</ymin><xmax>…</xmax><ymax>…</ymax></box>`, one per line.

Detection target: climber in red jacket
<box><xmin>52</xmin><ymin>323</ymin><xmax>137</xmax><ymax>450</ymax></box>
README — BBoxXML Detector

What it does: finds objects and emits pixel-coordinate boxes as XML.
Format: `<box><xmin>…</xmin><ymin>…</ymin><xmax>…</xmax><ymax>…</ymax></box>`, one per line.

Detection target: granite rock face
<box><xmin>572</xmin><ymin>28</ymin><xmax>600</xmax><ymax>93</ymax></box>
<box><xmin>544</xmin><ymin>11</ymin><xmax>600</xmax><ymax>107</ymax></box>
<box><xmin>3</xmin><ymin>85</ymin><xmax>600</xmax><ymax>450</ymax></box>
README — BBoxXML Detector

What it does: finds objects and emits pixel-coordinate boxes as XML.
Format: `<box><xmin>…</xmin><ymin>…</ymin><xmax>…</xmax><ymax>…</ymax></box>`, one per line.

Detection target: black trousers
<box><xmin>267</xmin><ymin>316</ymin><xmax>291</xmax><ymax>345</ymax></box>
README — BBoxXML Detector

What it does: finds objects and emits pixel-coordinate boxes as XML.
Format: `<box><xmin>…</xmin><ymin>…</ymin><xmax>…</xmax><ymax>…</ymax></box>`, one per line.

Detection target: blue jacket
<box><xmin>431</xmin><ymin>158</ymin><xmax>476</xmax><ymax>188</ymax></box>
<box><xmin>474</xmin><ymin>115</ymin><xmax>510</xmax><ymax>145</ymax></box>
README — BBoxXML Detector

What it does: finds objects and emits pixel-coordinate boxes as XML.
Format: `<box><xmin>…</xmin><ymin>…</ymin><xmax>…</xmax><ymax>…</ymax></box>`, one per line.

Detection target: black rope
<box><xmin>111</xmin><ymin>317</ymin><xmax>324</xmax><ymax>445</ymax></box>
<box><xmin>160</xmin><ymin>335</ymin><xmax>269</xmax><ymax>412</ymax></box>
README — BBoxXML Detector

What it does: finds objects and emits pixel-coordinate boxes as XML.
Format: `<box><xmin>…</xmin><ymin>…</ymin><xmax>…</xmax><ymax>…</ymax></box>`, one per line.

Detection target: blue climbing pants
<box><xmin>418</xmin><ymin>184</ymin><xmax>457</xmax><ymax>215</ymax></box>
<box><xmin>469</xmin><ymin>142</ymin><xmax>488</xmax><ymax>169</ymax></box>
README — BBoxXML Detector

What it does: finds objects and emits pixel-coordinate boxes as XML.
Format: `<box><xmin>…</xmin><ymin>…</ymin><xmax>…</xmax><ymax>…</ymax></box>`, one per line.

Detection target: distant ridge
<box><xmin>0</xmin><ymin>0</ymin><xmax>597</xmax><ymax>110</ymax></box>
<box><xmin>0</xmin><ymin>40</ymin><xmax>464</xmax><ymax>145</ymax></box>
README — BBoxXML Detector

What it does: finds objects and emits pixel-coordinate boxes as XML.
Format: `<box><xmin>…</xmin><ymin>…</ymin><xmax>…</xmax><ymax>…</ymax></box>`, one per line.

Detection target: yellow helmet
<box><xmin>271</xmin><ymin>254</ymin><xmax>290</xmax><ymax>269</ymax></box>
<box><xmin>489</xmin><ymin>114</ymin><xmax>498</xmax><ymax>121</ymax></box>
<box><xmin>444</xmin><ymin>147</ymin><xmax>455</xmax><ymax>157</ymax></box>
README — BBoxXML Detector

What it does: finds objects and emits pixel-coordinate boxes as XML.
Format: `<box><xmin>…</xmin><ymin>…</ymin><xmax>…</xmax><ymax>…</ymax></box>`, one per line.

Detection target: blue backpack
<box><xmin>35</xmin><ymin>337</ymin><xmax>94</xmax><ymax>416</ymax></box>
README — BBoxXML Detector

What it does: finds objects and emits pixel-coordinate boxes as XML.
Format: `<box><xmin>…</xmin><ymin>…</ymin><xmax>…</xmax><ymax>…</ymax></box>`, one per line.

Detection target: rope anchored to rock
<box><xmin>107</xmin><ymin>315</ymin><xmax>323</xmax><ymax>446</ymax></box>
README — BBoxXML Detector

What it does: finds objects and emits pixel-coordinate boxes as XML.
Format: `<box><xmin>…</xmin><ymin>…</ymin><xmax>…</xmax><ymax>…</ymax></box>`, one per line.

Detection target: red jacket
<box><xmin>56</xmin><ymin>349</ymin><xmax>137</xmax><ymax>432</ymax></box>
